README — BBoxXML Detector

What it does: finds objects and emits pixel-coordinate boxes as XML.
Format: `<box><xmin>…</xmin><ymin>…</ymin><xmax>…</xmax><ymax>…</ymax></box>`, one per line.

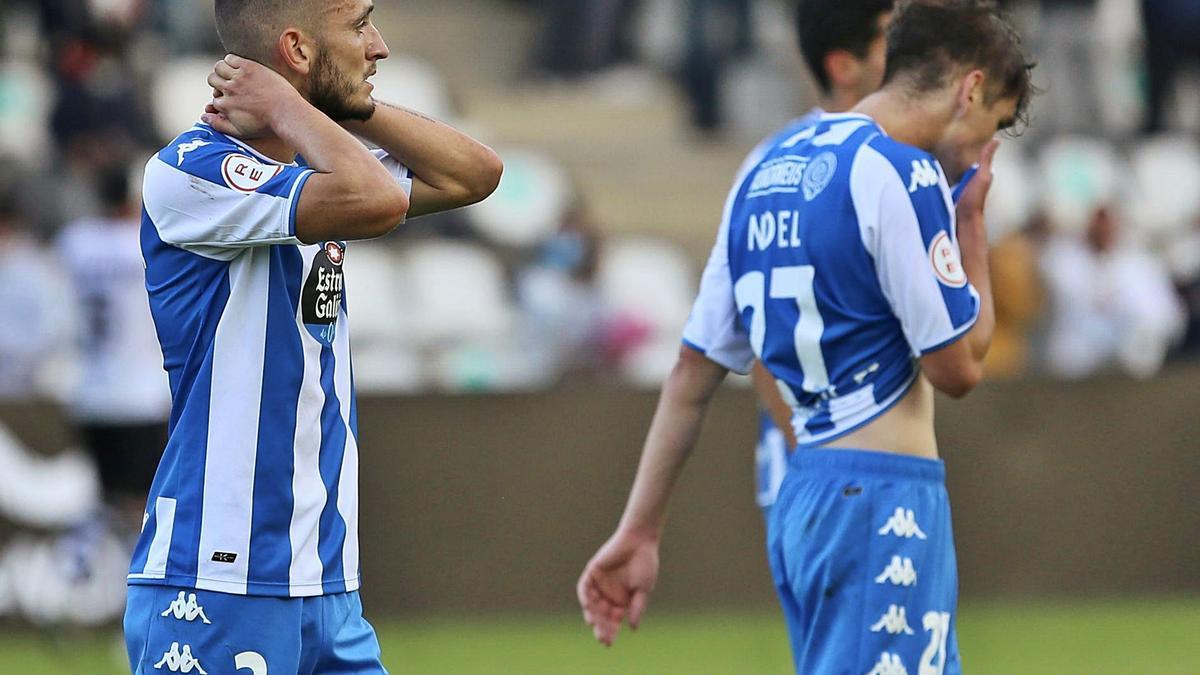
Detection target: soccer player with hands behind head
<box><xmin>577</xmin><ymin>2</ymin><xmax>1033</xmax><ymax>673</ymax></box>
<box><xmin>124</xmin><ymin>1</ymin><xmax>501</xmax><ymax>673</ymax></box>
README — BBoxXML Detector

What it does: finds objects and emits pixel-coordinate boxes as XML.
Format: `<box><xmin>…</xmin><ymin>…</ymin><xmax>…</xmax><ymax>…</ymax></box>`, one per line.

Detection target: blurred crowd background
<box><xmin>0</xmin><ymin>0</ymin><xmax>1197</xmax><ymax>631</ymax></box>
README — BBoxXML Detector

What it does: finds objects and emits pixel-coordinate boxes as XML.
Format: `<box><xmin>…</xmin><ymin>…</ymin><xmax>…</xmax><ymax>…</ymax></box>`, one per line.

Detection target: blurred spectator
<box><xmin>1029</xmin><ymin>0</ymin><xmax>1101</xmax><ymax>135</ymax></box>
<box><xmin>1040</xmin><ymin>207</ymin><xmax>1185</xmax><ymax>378</ymax></box>
<box><xmin>530</xmin><ymin>0</ymin><xmax>641</xmax><ymax>79</ymax></box>
<box><xmin>56</xmin><ymin>162</ymin><xmax>169</xmax><ymax>524</ymax></box>
<box><xmin>681</xmin><ymin>0</ymin><xmax>755</xmax><ymax>132</ymax></box>
<box><xmin>986</xmin><ymin>223</ymin><xmax>1046</xmax><ymax>378</ymax></box>
<box><xmin>0</xmin><ymin>175</ymin><xmax>72</xmax><ymax>400</ymax></box>
<box><xmin>1142</xmin><ymin>0</ymin><xmax>1200</xmax><ymax>133</ymax></box>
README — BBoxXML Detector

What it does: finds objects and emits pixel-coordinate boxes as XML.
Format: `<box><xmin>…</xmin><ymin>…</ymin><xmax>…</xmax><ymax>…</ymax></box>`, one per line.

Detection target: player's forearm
<box><xmin>958</xmin><ymin>215</ymin><xmax>995</xmax><ymax>362</ymax></box>
<box><xmin>617</xmin><ymin>349</ymin><xmax>726</xmax><ymax>539</ymax></box>
<box><xmin>342</xmin><ymin>102</ymin><xmax>502</xmax><ymax>211</ymax></box>
<box><xmin>269</xmin><ymin>98</ymin><xmax>398</xmax><ymax>194</ymax></box>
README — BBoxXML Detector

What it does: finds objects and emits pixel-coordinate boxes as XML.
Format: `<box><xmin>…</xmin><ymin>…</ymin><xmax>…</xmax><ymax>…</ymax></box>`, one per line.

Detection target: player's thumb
<box><xmin>628</xmin><ymin>590</ymin><xmax>650</xmax><ymax>630</ymax></box>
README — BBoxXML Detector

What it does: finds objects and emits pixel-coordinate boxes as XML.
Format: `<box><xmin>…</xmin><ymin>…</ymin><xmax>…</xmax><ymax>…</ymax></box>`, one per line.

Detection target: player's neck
<box><xmin>853</xmin><ymin>88</ymin><xmax>951</xmax><ymax>151</ymax></box>
<box><xmin>820</xmin><ymin>89</ymin><xmax>861</xmax><ymax>115</ymax></box>
<box><xmin>240</xmin><ymin>134</ymin><xmax>298</xmax><ymax>165</ymax></box>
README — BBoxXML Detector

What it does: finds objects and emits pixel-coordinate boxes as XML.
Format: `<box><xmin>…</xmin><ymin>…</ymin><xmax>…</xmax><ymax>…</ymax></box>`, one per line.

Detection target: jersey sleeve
<box><xmin>681</xmin><ymin>205</ymin><xmax>755</xmax><ymax>374</ymax></box>
<box><xmin>143</xmin><ymin>133</ymin><xmax>314</xmax><ymax>261</ymax></box>
<box><xmin>852</xmin><ymin>144</ymin><xmax>981</xmax><ymax>355</ymax></box>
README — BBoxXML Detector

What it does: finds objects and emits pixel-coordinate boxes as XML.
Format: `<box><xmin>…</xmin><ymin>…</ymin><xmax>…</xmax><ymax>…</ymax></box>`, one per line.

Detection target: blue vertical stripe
<box><xmin>316</xmin><ymin>345</ymin><xmax>349</xmax><ymax>593</ymax></box>
<box><xmin>246</xmin><ymin>246</ymin><xmax>305</xmax><ymax>590</ymax></box>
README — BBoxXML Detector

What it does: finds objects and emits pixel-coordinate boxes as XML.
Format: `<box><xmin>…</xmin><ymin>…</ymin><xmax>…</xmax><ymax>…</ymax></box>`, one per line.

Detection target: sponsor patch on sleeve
<box><xmin>220</xmin><ymin>153</ymin><xmax>283</xmax><ymax>193</ymax></box>
<box><xmin>928</xmin><ymin>231</ymin><xmax>967</xmax><ymax>287</ymax></box>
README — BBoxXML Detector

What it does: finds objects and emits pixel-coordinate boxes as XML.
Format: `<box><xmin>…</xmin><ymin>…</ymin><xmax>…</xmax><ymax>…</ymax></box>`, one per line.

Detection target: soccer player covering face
<box><xmin>124</xmin><ymin>1</ymin><xmax>502</xmax><ymax>673</ymax></box>
<box><xmin>577</xmin><ymin>2</ymin><xmax>1032</xmax><ymax>673</ymax></box>
<box><xmin>753</xmin><ymin>0</ymin><xmax>895</xmax><ymax>526</ymax></box>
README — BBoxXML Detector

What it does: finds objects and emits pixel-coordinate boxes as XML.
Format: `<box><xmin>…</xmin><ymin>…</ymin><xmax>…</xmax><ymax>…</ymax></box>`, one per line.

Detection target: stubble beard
<box><xmin>309</xmin><ymin>48</ymin><xmax>375</xmax><ymax>122</ymax></box>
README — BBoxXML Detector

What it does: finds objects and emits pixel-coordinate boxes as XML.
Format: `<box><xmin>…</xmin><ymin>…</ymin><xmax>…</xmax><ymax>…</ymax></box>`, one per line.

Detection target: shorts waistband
<box><xmin>790</xmin><ymin>448</ymin><xmax>945</xmax><ymax>484</ymax></box>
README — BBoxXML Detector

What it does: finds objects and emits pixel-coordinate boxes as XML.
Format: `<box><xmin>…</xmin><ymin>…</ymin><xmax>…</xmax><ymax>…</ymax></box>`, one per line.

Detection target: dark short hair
<box><xmin>213</xmin><ymin>0</ymin><xmax>321</xmax><ymax>63</ymax></box>
<box><xmin>796</xmin><ymin>0</ymin><xmax>895</xmax><ymax>95</ymax></box>
<box><xmin>884</xmin><ymin>0</ymin><xmax>1035</xmax><ymax>127</ymax></box>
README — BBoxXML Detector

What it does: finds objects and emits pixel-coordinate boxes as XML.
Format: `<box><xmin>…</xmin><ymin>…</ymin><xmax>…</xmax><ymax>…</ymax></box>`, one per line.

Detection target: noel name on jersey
<box><xmin>746</xmin><ymin>210</ymin><xmax>804</xmax><ymax>252</ymax></box>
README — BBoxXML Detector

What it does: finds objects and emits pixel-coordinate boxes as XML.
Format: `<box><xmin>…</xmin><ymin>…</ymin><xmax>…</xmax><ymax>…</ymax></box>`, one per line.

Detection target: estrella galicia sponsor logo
<box><xmin>302</xmin><ymin>242</ymin><xmax>346</xmax><ymax>345</ymax></box>
<box><xmin>747</xmin><ymin>155</ymin><xmax>810</xmax><ymax>199</ymax></box>
<box><xmin>801</xmin><ymin>152</ymin><xmax>837</xmax><ymax>201</ymax></box>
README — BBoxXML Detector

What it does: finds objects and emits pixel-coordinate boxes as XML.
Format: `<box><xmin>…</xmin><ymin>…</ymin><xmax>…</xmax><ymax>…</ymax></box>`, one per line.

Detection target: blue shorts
<box><xmin>767</xmin><ymin>449</ymin><xmax>961</xmax><ymax>675</ymax></box>
<box><xmin>124</xmin><ymin>585</ymin><xmax>388</xmax><ymax>674</ymax></box>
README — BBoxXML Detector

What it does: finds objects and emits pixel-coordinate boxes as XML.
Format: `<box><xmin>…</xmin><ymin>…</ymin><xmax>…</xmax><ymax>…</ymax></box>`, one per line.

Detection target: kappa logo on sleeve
<box><xmin>907</xmin><ymin>159</ymin><xmax>940</xmax><ymax>193</ymax></box>
<box><xmin>928</xmin><ymin>232</ymin><xmax>967</xmax><ymax>288</ymax></box>
<box><xmin>221</xmin><ymin>154</ymin><xmax>284</xmax><ymax>193</ymax></box>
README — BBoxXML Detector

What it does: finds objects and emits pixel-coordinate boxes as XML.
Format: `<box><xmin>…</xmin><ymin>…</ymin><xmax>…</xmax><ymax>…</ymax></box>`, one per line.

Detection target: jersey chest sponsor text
<box><xmin>302</xmin><ymin>242</ymin><xmax>346</xmax><ymax>343</ymax></box>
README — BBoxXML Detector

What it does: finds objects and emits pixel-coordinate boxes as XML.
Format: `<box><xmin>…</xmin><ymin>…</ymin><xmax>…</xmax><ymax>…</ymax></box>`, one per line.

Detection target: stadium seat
<box><xmin>343</xmin><ymin>242</ymin><xmax>424</xmax><ymax>393</ymax></box>
<box><xmin>984</xmin><ymin>142</ymin><xmax>1037</xmax><ymax>243</ymax></box>
<box><xmin>1127</xmin><ymin>136</ymin><xmax>1200</xmax><ymax>242</ymax></box>
<box><xmin>150</xmin><ymin>56</ymin><xmax>221</xmax><ymax>140</ymax></box>
<box><xmin>597</xmin><ymin>237</ymin><xmax>696</xmax><ymax>386</ymax></box>
<box><xmin>1037</xmin><ymin>136</ymin><xmax>1125</xmax><ymax>234</ymax></box>
<box><xmin>466</xmin><ymin>148</ymin><xmax>573</xmax><ymax>247</ymax></box>
<box><xmin>396</xmin><ymin>239</ymin><xmax>515</xmax><ymax>346</ymax></box>
<box><xmin>0</xmin><ymin>60</ymin><xmax>51</xmax><ymax>167</ymax></box>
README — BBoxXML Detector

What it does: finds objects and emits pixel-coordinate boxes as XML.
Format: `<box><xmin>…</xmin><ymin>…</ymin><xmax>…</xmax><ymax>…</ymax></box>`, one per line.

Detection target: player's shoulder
<box><xmin>153</xmin><ymin>124</ymin><xmax>244</xmax><ymax>173</ymax></box>
<box><xmin>147</xmin><ymin>124</ymin><xmax>301</xmax><ymax>200</ymax></box>
<box><xmin>859</xmin><ymin>134</ymin><xmax>943</xmax><ymax>193</ymax></box>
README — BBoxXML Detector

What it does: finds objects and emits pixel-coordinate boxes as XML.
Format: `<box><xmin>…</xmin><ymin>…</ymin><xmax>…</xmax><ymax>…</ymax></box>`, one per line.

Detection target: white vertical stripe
<box><xmin>289</xmin><ymin>245</ymin><xmax>329</xmax><ymax>595</ymax></box>
<box><xmin>194</xmin><ymin>250</ymin><xmax>269</xmax><ymax>594</ymax></box>
<box><xmin>333</xmin><ymin>308</ymin><xmax>360</xmax><ymax>591</ymax></box>
<box><xmin>140</xmin><ymin>496</ymin><xmax>177</xmax><ymax>578</ymax></box>
<box><xmin>851</xmin><ymin>145</ymin><xmax>956</xmax><ymax>353</ymax></box>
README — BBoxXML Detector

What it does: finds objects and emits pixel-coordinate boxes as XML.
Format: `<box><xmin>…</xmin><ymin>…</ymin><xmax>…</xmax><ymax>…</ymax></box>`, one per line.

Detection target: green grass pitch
<box><xmin>3</xmin><ymin>597</ymin><xmax>1197</xmax><ymax>674</ymax></box>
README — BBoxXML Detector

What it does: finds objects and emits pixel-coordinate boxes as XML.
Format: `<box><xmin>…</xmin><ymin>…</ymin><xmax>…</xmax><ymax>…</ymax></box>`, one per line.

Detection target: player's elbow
<box><xmin>927</xmin><ymin>362</ymin><xmax>983</xmax><ymax>399</ymax></box>
<box><xmin>360</xmin><ymin>186</ymin><xmax>411</xmax><ymax>238</ymax></box>
<box><xmin>451</xmin><ymin>146</ymin><xmax>504</xmax><ymax>208</ymax></box>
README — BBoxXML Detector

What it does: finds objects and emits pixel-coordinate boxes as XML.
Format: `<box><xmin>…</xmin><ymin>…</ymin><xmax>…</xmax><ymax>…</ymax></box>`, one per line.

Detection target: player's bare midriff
<box><xmin>822</xmin><ymin>375</ymin><xmax>940</xmax><ymax>459</ymax></box>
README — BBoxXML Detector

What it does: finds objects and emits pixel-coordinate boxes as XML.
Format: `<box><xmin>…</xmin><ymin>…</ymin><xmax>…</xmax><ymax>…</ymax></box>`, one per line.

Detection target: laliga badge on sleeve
<box><xmin>929</xmin><ymin>231</ymin><xmax>967</xmax><ymax>288</ymax></box>
<box><xmin>221</xmin><ymin>154</ymin><xmax>283</xmax><ymax>193</ymax></box>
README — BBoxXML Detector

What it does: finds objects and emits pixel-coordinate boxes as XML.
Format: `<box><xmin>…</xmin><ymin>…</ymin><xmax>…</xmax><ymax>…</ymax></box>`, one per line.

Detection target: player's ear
<box><xmin>956</xmin><ymin>69</ymin><xmax>986</xmax><ymax>118</ymax></box>
<box><xmin>277</xmin><ymin>28</ymin><xmax>316</xmax><ymax>77</ymax></box>
<box><xmin>824</xmin><ymin>50</ymin><xmax>861</xmax><ymax>91</ymax></box>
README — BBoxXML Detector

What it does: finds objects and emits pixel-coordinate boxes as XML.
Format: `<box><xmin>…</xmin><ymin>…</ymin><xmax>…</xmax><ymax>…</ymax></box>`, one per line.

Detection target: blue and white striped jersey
<box><xmin>684</xmin><ymin>113</ymin><xmax>979</xmax><ymax>447</ymax></box>
<box><xmin>129</xmin><ymin>124</ymin><xmax>412</xmax><ymax>597</ymax></box>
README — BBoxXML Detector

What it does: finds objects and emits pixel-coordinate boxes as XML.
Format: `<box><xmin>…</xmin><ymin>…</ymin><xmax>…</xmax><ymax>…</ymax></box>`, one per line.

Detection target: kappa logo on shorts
<box><xmin>154</xmin><ymin>642</ymin><xmax>208</xmax><ymax>674</ymax></box>
<box><xmin>870</xmin><ymin>604</ymin><xmax>916</xmax><ymax>635</ymax></box>
<box><xmin>866</xmin><ymin>652</ymin><xmax>910</xmax><ymax>675</ymax></box>
<box><xmin>874</xmin><ymin>556</ymin><xmax>918</xmax><ymax>586</ymax></box>
<box><xmin>161</xmin><ymin>591</ymin><xmax>212</xmax><ymax>624</ymax></box>
<box><xmin>221</xmin><ymin>153</ymin><xmax>284</xmax><ymax>193</ymax></box>
<box><xmin>878</xmin><ymin>508</ymin><xmax>927</xmax><ymax>539</ymax></box>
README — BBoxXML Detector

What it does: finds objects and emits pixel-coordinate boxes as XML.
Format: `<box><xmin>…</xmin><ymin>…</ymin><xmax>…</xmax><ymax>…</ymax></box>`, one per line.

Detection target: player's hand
<box><xmin>576</xmin><ymin>529</ymin><xmax>659</xmax><ymax>647</ymax></box>
<box><xmin>955</xmin><ymin>139</ymin><xmax>999</xmax><ymax>234</ymax></box>
<box><xmin>203</xmin><ymin>54</ymin><xmax>300</xmax><ymax>139</ymax></box>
